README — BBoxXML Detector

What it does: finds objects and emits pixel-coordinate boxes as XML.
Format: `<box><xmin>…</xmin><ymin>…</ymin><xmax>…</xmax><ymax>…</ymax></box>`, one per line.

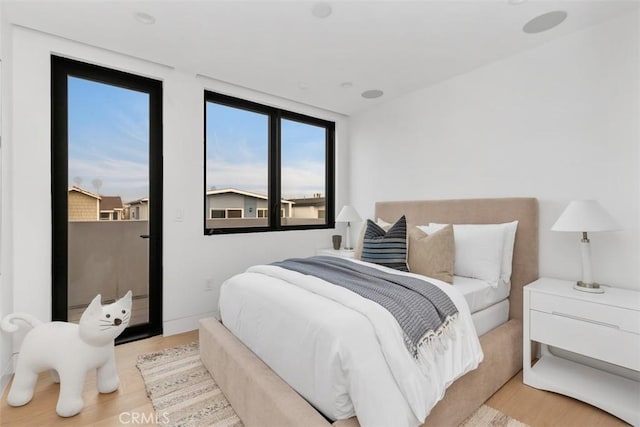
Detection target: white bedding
<box><xmin>453</xmin><ymin>275</ymin><xmax>510</xmax><ymax>336</ymax></box>
<box><xmin>471</xmin><ymin>298</ymin><xmax>509</xmax><ymax>336</ymax></box>
<box><xmin>452</xmin><ymin>275</ymin><xmax>510</xmax><ymax>314</ymax></box>
<box><xmin>219</xmin><ymin>258</ymin><xmax>483</xmax><ymax>427</ymax></box>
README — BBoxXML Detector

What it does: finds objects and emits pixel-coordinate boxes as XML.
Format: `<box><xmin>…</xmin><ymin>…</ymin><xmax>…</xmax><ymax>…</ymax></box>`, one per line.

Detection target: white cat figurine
<box><xmin>1</xmin><ymin>291</ymin><xmax>132</xmax><ymax>417</ymax></box>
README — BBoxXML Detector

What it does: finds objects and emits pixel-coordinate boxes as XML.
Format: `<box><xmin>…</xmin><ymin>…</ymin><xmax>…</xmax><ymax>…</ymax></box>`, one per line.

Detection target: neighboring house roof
<box><xmin>289</xmin><ymin>197</ymin><xmax>325</xmax><ymax>207</ymax></box>
<box><xmin>127</xmin><ymin>197</ymin><xmax>149</xmax><ymax>206</ymax></box>
<box><xmin>68</xmin><ymin>186</ymin><xmax>101</xmax><ymax>200</ymax></box>
<box><xmin>100</xmin><ymin>196</ymin><xmax>124</xmax><ymax>212</ymax></box>
<box><xmin>206</xmin><ymin>188</ymin><xmax>294</xmax><ymax>205</ymax></box>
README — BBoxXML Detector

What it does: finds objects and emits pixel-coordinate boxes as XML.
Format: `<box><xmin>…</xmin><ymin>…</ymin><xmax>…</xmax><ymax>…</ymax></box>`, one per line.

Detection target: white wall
<box><xmin>349</xmin><ymin>12</ymin><xmax>639</xmax><ymax>290</ymax></box>
<box><xmin>0</xmin><ymin>0</ymin><xmax>14</xmax><ymax>394</ymax></box>
<box><xmin>1</xmin><ymin>24</ymin><xmax>349</xmax><ymax>351</ymax></box>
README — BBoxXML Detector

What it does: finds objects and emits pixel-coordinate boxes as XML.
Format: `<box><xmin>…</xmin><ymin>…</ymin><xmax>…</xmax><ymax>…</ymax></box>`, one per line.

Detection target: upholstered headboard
<box><xmin>375</xmin><ymin>197</ymin><xmax>539</xmax><ymax>321</ymax></box>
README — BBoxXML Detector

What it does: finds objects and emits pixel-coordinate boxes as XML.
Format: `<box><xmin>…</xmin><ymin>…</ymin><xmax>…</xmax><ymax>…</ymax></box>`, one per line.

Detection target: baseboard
<box><xmin>0</xmin><ymin>353</ymin><xmax>16</xmax><ymax>396</ymax></box>
<box><xmin>163</xmin><ymin>311</ymin><xmax>216</xmax><ymax>337</ymax></box>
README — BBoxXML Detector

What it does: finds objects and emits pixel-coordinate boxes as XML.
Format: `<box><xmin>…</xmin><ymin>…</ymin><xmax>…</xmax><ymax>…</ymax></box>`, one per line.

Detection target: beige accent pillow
<box><xmin>407</xmin><ymin>225</ymin><xmax>455</xmax><ymax>284</ymax></box>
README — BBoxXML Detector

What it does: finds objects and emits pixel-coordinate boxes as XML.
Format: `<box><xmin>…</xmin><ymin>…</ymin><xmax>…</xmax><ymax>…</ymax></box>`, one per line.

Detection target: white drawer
<box><xmin>530</xmin><ymin>291</ymin><xmax>640</xmax><ymax>335</ymax></box>
<box><xmin>530</xmin><ymin>310</ymin><xmax>640</xmax><ymax>371</ymax></box>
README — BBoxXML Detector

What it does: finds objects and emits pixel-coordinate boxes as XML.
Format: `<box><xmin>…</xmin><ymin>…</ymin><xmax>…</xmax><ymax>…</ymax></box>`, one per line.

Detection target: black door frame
<box><xmin>51</xmin><ymin>56</ymin><xmax>163</xmax><ymax>343</ymax></box>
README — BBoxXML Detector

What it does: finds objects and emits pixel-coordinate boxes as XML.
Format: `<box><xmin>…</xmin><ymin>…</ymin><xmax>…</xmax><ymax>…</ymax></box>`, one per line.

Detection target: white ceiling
<box><xmin>3</xmin><ymin>0</ymin><xmax>639</xmax><ymax>115</ymax></box>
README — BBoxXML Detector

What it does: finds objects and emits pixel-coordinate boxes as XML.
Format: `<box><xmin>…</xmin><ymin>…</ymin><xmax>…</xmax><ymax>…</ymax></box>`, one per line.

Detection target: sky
<box><xmin>68</xmin><ymin>76</ymin><xmax>150</xmax><ymax>202</ymax></box>
<box><xmin>205</xmin><ymin>102</ymin><xmax>326</xmax><ymax>200</ymax></box>
<box><xmin>67</xmin><ymin>76</ymin><xmax>326</xmax><ymax>204</ymax></box>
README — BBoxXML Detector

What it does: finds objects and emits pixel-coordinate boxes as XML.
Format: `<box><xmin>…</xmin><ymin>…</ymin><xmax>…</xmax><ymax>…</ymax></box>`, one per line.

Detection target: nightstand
<box><xmin>316</xmin><ymin>248</ymin><xmax>356</xmax><ymax>259</ymax></box>
<box><xmin>523</xmin><ymin>278</ymin><xmax>640</xmax><ymax>425</ymax></box>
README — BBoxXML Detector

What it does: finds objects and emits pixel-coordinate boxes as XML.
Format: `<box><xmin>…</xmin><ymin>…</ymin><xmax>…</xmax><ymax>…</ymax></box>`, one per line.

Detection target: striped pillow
<box><xmin>361</xmin><ymin>215</ymin><xmax>409</xmax><ymax>271</ymax></box>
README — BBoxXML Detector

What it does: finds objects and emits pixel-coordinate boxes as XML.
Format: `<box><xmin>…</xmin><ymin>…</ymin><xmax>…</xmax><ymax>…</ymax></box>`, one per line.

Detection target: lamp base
<box><xmin>574</xmin><ymin>281</ymin><xmax>605</xmax><ymax>294</ymax></box>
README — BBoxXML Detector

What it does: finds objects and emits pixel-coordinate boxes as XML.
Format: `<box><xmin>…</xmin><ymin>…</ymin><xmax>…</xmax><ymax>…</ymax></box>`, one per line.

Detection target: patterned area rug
<box><xmin>460</xmin><ymin>404</ymin><xmax>528</xmax><ymax>427</ymax></box>
<box><xmin>136</xmin><ymin>342</ymin><xmax>243</xmax><ymax>427</ymax></box>
<box><xmin>137</xmin><ymin>342</ymin><xmax>527</xmax><ymax>427</ymax></box>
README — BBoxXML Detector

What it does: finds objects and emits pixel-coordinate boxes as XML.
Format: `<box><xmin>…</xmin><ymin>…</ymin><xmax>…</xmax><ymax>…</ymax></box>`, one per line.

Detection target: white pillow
<box><xmin>418</xmin><ymin>222</ymin><xmax>516</xmax><ymax>288</ymax></box>
<box><xmin>376</xmin><ymin>218</ymin><xmax>393</xmax><ymax>228</ymax></box>
<box><xmin>499</xmin><ymin>221</ymin><xmax>519</xmax><ymax>285</ymax></box>
<box><xmin>421</xmin><ymin>221</ymin><xmax>519</xmax><ymax>286</ymax></box>
<box><xmin>444</xmin><ymin>221</ymin><xmax>518</xmax><ymax>285</ymax></box>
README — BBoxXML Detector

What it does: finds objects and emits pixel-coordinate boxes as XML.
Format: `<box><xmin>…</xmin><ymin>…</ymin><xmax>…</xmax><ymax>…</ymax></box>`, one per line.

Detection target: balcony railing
<box><xmin>68</xmin><ymin>220</ymin><xmax>149</xmax><ymax>308</ymax></box>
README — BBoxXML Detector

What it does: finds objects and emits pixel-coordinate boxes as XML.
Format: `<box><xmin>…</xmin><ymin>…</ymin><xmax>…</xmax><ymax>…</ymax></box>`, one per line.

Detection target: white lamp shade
<box><xmin>336</xmin><ymin>205</ymin><xmax>362</xmax><ymax>223</ymax></box>
<box><xmin>551</xmin><ymin>200</ymin><xmax>620</xmax><ymax>232</ymax></box>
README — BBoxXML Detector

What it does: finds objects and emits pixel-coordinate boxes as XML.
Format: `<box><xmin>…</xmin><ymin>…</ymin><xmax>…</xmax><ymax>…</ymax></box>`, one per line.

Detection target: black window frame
<box><xmin>51</xmin><ymin>55</ymin><xmax>163</xmax><ymax>343</ymax></box>
<box><xmin>204</xmin><ymin>91</ymin><xmax>335</xmax><ymax>235</ymax></box>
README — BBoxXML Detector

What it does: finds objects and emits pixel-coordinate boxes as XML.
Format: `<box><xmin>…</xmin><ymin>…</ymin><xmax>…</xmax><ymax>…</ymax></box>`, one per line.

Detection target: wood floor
<box><xmin>487</xmin><ymin>371</ymin><xmax>628</xmax><ymax>427</ymax></box>
<box><xmin>0</xmin><ymin>330</ymin><xmax>629</xmax><ymax>427</ymax></box>
<box><xmin>0</xmin><ymin>330</ymin><xmax>197</xmax><ymax>427</ymax></box>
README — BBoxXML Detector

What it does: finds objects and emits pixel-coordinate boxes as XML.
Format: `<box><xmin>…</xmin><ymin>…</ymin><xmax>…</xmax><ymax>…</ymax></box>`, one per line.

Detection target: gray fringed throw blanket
<box><xmin>272</xmin><ymin>256</ymin><xmax>458</xmax><ymax>357</ymax></box>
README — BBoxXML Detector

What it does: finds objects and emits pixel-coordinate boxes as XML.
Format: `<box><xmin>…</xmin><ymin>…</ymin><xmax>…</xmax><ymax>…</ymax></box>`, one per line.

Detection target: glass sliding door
<box><xmin>51</xmin><ymin>56</ymin><xmax>163</xmax><ymax>343</ymax></box>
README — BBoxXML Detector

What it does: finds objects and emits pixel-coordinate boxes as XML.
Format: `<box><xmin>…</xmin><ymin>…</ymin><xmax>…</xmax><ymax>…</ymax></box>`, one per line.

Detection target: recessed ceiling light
<box><xmin>340</xmin><ymin>82</ymin><xmax>353</xmax><ymax>89</ymax></box>
<box><xmin>312</xmin><ymin>2</ymin><xmax>332</xmax><ymax>19</ymax></box>
<box><xmin>134</xmin><ymin>12</ymin><xmax>156</xmax><ymax>25</ymax></box>
<box><xmin>361</xmin><ymin>89</ymin><xmax>384</xmax><ymax>99</ymax></box>
<box><xmin>523</xmin><ymin>11</ymin><xmax>567</xmax><ymax>34</ymax></box>
<box><xmin>508</xmin><ymin>0</ymin><xmax>527</xmax><ymax>5</ymax></box>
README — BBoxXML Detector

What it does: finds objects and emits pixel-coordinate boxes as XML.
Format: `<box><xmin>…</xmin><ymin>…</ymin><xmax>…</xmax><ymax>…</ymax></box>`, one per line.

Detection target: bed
<box><xmin>200</xmin><ymin>197</ymin><xmax>539</xmax><ymax>427</ymax></box>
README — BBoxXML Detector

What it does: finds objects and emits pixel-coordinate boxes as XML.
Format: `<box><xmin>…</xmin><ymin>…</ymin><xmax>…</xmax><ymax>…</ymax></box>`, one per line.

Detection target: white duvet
<box><xmin>219</xmin><ymin>258</ymin><xmax>483</xmax><ymax>427</ymax></box>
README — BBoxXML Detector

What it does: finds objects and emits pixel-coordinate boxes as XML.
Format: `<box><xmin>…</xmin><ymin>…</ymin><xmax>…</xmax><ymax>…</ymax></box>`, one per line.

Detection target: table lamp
<box><xmin>336</xmin><ymin>206</ymin><xmax>362</xmax><ymax>250</ymax></box>
<box><xmin>551</xmin><ymin>200</ymin><xmax>620</xmax><ymax>293</ymax></box>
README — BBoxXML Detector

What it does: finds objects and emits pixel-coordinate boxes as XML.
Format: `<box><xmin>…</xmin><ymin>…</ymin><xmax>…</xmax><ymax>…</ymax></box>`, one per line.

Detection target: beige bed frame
<box><xmin>200</xmin><ymin>197</ymin><xmax>539</xmax><ymax>427</ymax></box>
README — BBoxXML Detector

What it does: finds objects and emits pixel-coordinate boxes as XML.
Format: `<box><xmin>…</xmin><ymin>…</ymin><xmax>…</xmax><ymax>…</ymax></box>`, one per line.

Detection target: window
<box><xmin>210</xmin><ymin>208</ymin><xmax>244</xmax><ymax>219</ymax></box>
<box><xmin>204</xmin><ymin>91</ymin><xmax>335</xmax><ymax>234</ymax></box>
<box><xmin>211</xmin><ymin>209</ymin><xmax>225</xmax><ymax>219</ymax></box>
<box><xmin>227</xmin><ymin>209</ymin><xmax>243</xmax><ymax>218</ymax></box>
